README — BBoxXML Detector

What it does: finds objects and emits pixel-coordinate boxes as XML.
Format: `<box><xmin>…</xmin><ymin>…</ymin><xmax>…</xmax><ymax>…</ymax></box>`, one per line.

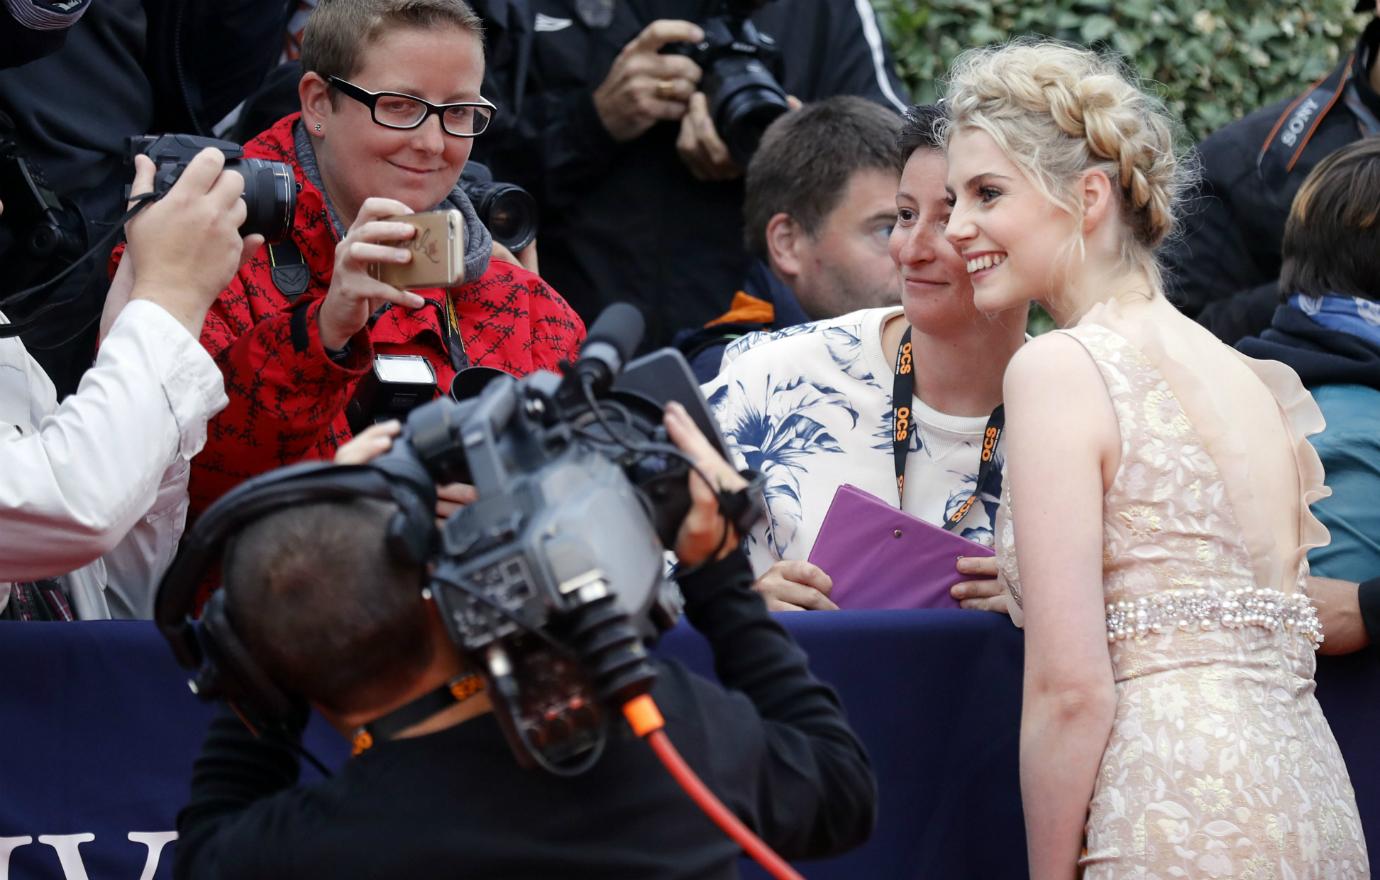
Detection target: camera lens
<box><xmin>469</xmin><ymin>182</ymin><xmax>539</xmax><ymax>254</ymax></box>
<box><xmin>232</xmin><ymin>158</ymin><xmax>296</xmax><ymax>242</ymax></box>
<box><xmin>705</xmin><ymin>58</ymin><xmax>790</xmax><ymax>167</ymax></box>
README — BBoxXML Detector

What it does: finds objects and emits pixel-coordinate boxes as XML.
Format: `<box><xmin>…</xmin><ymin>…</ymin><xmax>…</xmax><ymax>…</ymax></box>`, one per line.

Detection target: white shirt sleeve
<box><xmin>0</xmin><ymin>300</ymin><xmax>227</xmax><ymax>587</ymax></box>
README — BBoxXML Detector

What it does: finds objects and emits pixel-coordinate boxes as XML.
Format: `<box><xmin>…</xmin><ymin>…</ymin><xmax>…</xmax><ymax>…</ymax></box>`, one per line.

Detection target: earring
<box><xmin>314</xmin><ymin>123</ymin><xmax>323</xmax><ymax>133</ymax></box>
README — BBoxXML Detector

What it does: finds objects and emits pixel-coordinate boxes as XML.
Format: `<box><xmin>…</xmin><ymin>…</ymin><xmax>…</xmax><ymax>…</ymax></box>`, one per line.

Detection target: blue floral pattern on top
<box><xmin>703</xmin><ymin>308</ymin><xmax>1003</xmax><ymax>575</ymax></box>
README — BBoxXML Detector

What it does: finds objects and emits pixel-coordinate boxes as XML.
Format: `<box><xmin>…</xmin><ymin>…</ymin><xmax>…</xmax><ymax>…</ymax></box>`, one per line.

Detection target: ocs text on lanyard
<box><xmin>891</xmin><ymin>326</ymin><xmax>1004</xmax><ymax>530</ymax></box>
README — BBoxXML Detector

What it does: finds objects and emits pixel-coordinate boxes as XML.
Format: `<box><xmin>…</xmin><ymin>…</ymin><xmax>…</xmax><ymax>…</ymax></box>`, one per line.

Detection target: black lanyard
<box><xmin>891</xmin><ymin>326</ymin><xmax>1004</xmax><ymax>531</ymax></box>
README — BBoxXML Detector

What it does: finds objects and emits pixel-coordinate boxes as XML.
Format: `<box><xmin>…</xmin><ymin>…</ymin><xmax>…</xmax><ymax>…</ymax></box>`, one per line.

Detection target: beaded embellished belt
<box><xmin>1105</xmin><ymin>587</ymin><xmax>1322</xmax><ymax>647</ymax></box>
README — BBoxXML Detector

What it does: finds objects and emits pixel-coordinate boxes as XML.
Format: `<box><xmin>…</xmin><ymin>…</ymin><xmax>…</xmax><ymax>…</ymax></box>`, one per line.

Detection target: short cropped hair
<box><xmin>1280</xmin><ymin>137</ymin><xmax>1380</xmax><ymax>301</ymax></box>
<box><xmin>743</xmin><ymin>96</ymin><xmax>903</xmax><ymax>259</ymax></box>
<box><xmin>224</xmin><ymin>498</ymin><xmax>433</xmax><ymax>714</ymax></box>
<box><xmin>301</xmin><ymin>0</ymin><xmax>484</xmax><ymax>83</ymax></box>
<box><xmin>896</xmin><ymin>103</ymin><xmax>945</xmax><ymax>162</ymax></box>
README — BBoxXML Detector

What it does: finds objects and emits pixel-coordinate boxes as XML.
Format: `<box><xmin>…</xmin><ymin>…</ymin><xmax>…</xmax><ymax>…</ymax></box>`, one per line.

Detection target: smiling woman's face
<box><xmin>309</xmin><ymin>24</ymin><xmax>484</xmax><ymax>227</ymax></box>
<box><xmin>888</xmin><ymin>149</ymin><xmax>981</xmax><ymax>335</ymax></box>
<box><xmin>944</xmin><ymin>127</ymin><xmax>1077</xmax><ymax>317</ymax></box>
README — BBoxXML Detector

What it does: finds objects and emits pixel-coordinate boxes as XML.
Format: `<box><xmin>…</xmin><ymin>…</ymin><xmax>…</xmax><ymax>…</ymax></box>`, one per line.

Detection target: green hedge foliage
<box><xmin>876</xmin><ymin>0</ymin><xmax>1367</xmax><ymax>142</ymax></box>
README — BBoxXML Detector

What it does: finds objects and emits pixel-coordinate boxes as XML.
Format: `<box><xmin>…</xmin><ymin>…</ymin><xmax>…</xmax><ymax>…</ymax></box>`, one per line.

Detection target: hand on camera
<box><xmin>951</xmin><ymin>555</ymin><xmax>1010</xmax><ymax>614</ymax></box>
<box><xmin>318</xmin><ymin>198</ymin><xmax>426</xmax><ymax>351</ymax></box>
<box><xmin>752</xmin><ymin>559</ymin><xmax>837</xmax><ymax>611</ymax></box>
<box><xmin>334</xmin><ymin>421</ymin><xmax>479</xmax><ymax>524</ymax></box>
<box><xmin>124</xmin><ymin>149</ymin><xmax>262</xmax><ymax>337</ymax></box>
<box><xmin>435</xmin><ymin>482</ymin><xmax>478</xmax><ymax>525</ymax></box>
<box><xmin>491</xmin><ymin>239</ymin><xmax>539</xmax><ymax>275</ymax></box>
<box><xmin>593</xmin><ymin>20</ymin><xmax>704</xmax><ymax>142</ymax></box>
<box><xmin>676</xmin><ymin>93</ymin><xmax>740</xmax><ymax>181</ymax></box>
<box><xmin>663</xmin><ymin>401</ymin><xmax>747</xmax><ymax>566</ymax></box>
<box><xmin>334</xmin><ymin>420</ymin><xmax>401</xmax><ymax>464</ymax></box>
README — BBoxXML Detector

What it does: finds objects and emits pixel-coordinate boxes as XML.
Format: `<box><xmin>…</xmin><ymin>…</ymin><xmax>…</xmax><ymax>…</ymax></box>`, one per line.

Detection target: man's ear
<box><xmin>299</xmin><ymin>72</ymin><xmax>333</xmax><ymax>136</ymax></box>
<box><xmin>764</xmin><ymin>212</ymin><xmax>805</xmax><ymax>281</ymax></box>
<box><xmin>1079</xmin><ymin>167</ymin><xmax>1116</xmax><ymax>235</ymax></box>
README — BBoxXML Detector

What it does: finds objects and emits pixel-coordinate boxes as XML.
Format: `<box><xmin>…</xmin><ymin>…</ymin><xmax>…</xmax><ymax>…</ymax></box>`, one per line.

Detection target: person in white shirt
<box><xmin>0</xmin><ymin>147</ymin><xmax>258</xmax><ymax>618</ymax></box>
<box><xmin>703</xmin><ymin>105</ymin><xmax>1027</xmax><ymax>611</ymax></box>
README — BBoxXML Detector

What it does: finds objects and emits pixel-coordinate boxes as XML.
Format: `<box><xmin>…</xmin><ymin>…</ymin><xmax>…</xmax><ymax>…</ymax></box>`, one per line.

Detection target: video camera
<box><xmin>665</xmin><ymin>0</ymin><xmax>789</xmax><ymax>166</ymax></box>
<box><xmin>370</xmin><ymin>303</ymin><xmax>759</xmax><ymax>771</ymax></box>
<box><xmin>156</xmin><ymin>304</ymin><xmax>763</xmax><ymax>775</ymax></box>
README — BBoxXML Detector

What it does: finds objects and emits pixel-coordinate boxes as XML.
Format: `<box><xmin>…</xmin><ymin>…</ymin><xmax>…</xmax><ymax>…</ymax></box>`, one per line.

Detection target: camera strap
<box><xmin>0</xmin><ymin>194</ymin><xmax>156</xmax><ymax>339</ymax></box>
<box><xmin>891</xmin><ymin>326</ymin><xmax>1003</xmax><ymax>531</ymax></box>
<box><xmin>438</xmin><ymin>291</ymin><xmax>470</xmax><ymax>372</ymax></box>
<box><xmin>350</xmin><ymin>671</ymin><xmax>486</xmax><ymax>756</ymax></box>
<box><xmin>1257</xmin><ymin>55</ymin><xmax>1353</xmax><ymax>186</ymax></box>
<box><xmin>267</xmin><ymin>240</ymin><xmax>309</xmax><ymax>303</ymax></box>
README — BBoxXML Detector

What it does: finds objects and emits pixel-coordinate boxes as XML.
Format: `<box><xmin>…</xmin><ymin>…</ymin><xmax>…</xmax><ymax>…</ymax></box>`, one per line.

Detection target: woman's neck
<box><xmin>1043</xmin><ymin>263</ymin><xmax>1163</xmax><ymax>328</ymax></box>
<box><xmin>309</xmin><ymin>139</ymin><xmax>360</xmax><ymax>231</ymax></box>
<box><xmin>881</xmin><ymin>311</ymin><xmax>1024</xmax><ymax>417</ymax></box>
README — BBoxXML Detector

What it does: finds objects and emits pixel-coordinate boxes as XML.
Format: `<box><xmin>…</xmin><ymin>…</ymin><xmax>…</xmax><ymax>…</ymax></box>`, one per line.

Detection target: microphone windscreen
<box><xmin>582</xmin><ymin>303</ymin><xmax>645</xmax><ymax>365</ymax></box>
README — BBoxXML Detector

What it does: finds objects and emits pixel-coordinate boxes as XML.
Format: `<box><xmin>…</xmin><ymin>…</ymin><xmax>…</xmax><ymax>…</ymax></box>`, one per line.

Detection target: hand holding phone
<box><xmin>369</xmin><ymin>209</ymin><xmax>466</xmax><ymax>290</ymax></box>
<box><xmin>319</xmin><ymin>197</ymin><xmax>427</xmax><ymax>350</ymax></box>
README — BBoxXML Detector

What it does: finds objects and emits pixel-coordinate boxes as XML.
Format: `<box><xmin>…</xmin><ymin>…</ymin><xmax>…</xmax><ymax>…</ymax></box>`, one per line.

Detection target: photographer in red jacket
<box><xmin>183</xmin><ymin>0</ymin><xmax>584</xmax><ymax>520</ymax></box>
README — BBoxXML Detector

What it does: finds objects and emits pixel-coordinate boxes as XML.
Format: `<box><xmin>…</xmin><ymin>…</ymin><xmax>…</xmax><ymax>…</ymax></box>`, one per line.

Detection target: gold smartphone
<box><xmin>369</xmin><ymin>209</ymin><xmax>466</xmax><ymax>289</ymax></box>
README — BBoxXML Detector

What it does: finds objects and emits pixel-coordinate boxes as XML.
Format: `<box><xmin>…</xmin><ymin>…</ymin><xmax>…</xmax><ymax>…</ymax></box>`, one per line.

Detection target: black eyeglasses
<box><xmin>327</xmin><ymin>76</ymin><xmax>496</xmax><ymax>137</ymax></box>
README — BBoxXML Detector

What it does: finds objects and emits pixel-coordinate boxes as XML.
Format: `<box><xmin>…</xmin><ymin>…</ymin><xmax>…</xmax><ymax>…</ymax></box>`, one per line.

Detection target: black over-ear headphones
<box><xmin>154</xmin><ymin>454</ymin><xmax>438</xmax><ymax>733</ymax></box>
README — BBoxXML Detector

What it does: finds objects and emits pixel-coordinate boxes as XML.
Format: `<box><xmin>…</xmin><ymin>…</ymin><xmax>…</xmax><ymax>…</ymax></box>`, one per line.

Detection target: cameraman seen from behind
<box><xmin>0</xmin><ymin>150</ymin><xmax>252</xmax><ymax>618</ymax></box>
<box><xmin>473</xmin><ymin>0</ymin><xmax>909</xmax><ymax>348</ymax></box>
<box><xmin>703</xmin><ymin>105</ymin><xmax>1025</xmax><ymax>612</ymax></box>
<box><xmin>173</xmin><ymin>412</ymin><xmax>876</xmax><ymax>879</ymax></box>
<box><xmin>678</xmin><ymin>95</ymin><xmax>904</xmax><ymax>382</ymax></box>
<box><xmin>1162</xmin><ymin>0</ymin><xmax>1380</xmax><ymax>343</ymax></box>
<box><xmin>148</xmin><ymin>0</ymin><xmax>585</xmax><ymax>524</ymax></box>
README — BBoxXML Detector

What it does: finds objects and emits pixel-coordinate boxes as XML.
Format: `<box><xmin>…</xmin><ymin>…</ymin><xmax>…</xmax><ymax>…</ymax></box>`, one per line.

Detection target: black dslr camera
<box><xmin>461</xmin><ymin>161</ymin><xmax>538</xmax><ymax>254</ymax></box>
<box><xmin>129</xmin><ymin>134</ymin><xmax>296</xmax><ymax>242</ymax></box>
<box><xmin>666</xmin><ymin>0</ymin><xmax>789</xmax><ymax>166</ymax></box>
<box><xmin>370</xmin><ymin>304</ymin><xmax>760</xmax><ymax>773</ymax></box>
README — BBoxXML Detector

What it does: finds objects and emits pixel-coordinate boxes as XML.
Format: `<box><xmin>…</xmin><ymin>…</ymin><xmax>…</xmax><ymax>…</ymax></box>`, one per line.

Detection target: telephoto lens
<box><xmin>460</xmin><ymin>162</ymin><xmax>538</xmax><ymax>254</ymax></box>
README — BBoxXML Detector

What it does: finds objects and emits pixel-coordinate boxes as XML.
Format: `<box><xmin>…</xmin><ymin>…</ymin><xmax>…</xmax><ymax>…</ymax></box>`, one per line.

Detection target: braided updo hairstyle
<box><xmin>942</xmin><ymin>40</ymin><xmax>1191</xmax><ymax>289</ymax></box>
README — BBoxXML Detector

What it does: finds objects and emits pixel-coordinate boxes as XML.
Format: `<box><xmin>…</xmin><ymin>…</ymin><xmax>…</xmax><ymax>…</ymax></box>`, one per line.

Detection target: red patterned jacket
<box><xmin>188</xmin><ymin>114</ymin><xmax>585</xmax><ymax>519</ymax></box>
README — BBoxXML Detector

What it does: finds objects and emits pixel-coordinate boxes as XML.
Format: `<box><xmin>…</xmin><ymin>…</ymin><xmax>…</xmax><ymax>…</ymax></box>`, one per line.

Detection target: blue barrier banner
<box><xmin>1</xmin><ymin>613</ymin><xmax>1376</xmax><ymax>879</ymax></box>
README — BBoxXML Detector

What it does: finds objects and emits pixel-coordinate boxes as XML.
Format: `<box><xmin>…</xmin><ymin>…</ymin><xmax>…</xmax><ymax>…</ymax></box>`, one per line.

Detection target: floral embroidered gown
<box><xmin>997</xmin><ymin>303</ymin><xmax>1369</xmax><ymax>879</ymax></box>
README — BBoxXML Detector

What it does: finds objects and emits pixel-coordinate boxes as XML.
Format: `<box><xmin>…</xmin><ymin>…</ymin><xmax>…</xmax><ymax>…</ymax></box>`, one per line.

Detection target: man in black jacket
<box><xmin>471</xmin><ymin>0</ymin><xmax>908</xmax><ymax>349</ymax></box>
<box><xmin>173</xmin><ymin>410</ymin><xmax>876</xmax><ymax>879</ymax></box>
<box><xmin>1162</xmin><ymin>0</ymin><xmax>1380</xmax><ymax>344</ymax></box>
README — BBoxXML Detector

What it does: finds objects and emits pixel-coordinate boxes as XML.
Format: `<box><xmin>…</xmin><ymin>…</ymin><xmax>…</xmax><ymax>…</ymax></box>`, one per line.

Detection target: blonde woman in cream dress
<box><xmin>942</xmin><ymin>40</ymin><xmax>1369</xmax><ymax>880</ymax></box>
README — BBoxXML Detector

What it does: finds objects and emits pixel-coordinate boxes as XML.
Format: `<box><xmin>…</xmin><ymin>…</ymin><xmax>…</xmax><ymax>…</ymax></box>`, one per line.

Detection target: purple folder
<box><xmin>807</xmin><ymin>484</ymin><xmax>995</xmax><ymax>610</ymax></box>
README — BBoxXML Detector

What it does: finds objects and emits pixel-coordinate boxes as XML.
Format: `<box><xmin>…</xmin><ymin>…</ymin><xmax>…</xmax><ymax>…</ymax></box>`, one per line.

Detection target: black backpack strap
<box><xmin>268</xmin><ymin>239</ymin><xmax>310</xmax><ymax>304</ymax></box>
<box><xmin>1256</xmin><ymin>55</ymin><xmax>1354</xmax><ymax>187</ymax></box>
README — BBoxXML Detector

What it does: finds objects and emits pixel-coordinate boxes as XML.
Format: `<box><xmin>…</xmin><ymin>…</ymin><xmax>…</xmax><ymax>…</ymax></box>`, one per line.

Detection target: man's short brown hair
<box><xmin>301</xmin><ymin>0</ymin><xmax>484</xmax><ymax>83</ymax></box>
<box><xmin>224</xmin><ymin>497</ymin><xmax>434</xmax><ymax>715</ymax></box>
<box><xmin>743</xmin><ymin>96</ymin><xmax>903</xmax><ymax>259</ymax></box>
